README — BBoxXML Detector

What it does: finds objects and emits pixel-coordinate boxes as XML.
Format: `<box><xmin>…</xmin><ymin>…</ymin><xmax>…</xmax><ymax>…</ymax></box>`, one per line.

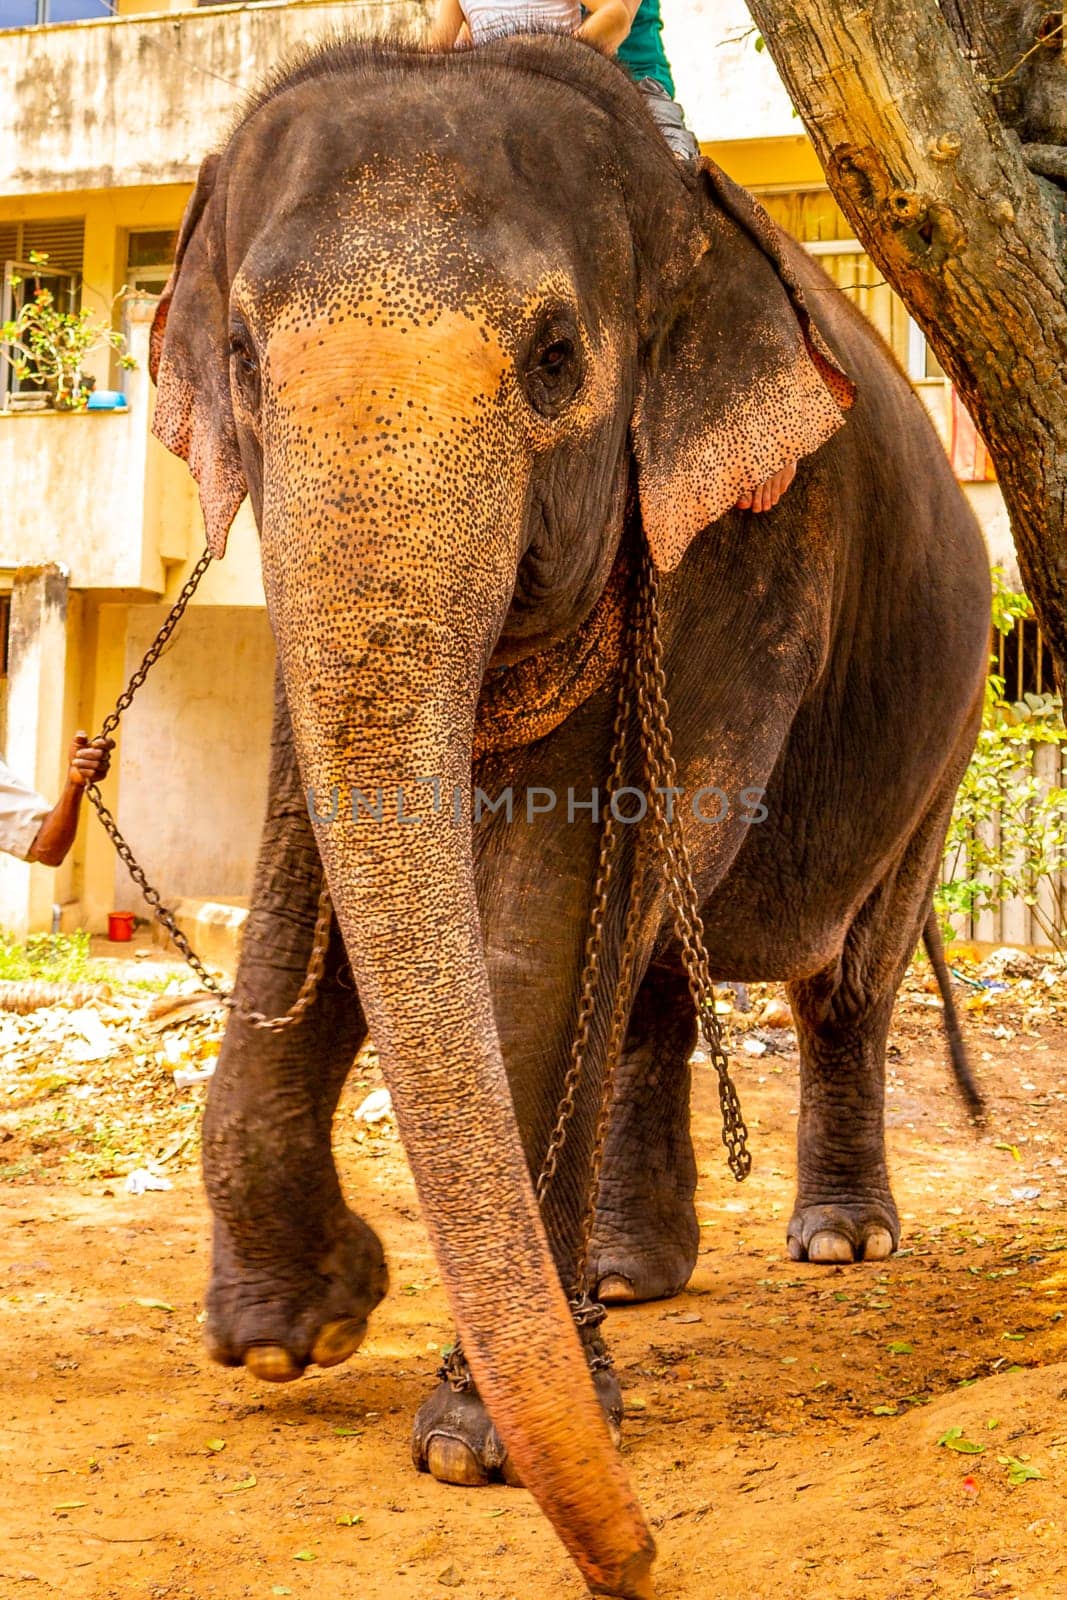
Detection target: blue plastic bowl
<box><xmin>86</xmin><ymin>390</ymin><xmax>126</xmax><ymax>410</ymax></box>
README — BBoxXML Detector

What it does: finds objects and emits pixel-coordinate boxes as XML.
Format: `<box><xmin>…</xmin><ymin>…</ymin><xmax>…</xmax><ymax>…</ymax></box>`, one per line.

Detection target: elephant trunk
<box><xmin>260</xmin><ymin>453</ymin><xmax>655</xmax><ymax>1594</ymax></box>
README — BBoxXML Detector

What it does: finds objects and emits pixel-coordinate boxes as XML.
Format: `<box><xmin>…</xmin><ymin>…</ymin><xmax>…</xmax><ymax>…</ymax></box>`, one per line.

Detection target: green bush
<box><xmin>936</xmin><ymin>569</ymin><xmax>1066</xmax><ymax>955</ymax></box>
<box><xmin>0</xmin><ymin>930</ymin><xmax>101</xmax><ymax>982</ymax></box>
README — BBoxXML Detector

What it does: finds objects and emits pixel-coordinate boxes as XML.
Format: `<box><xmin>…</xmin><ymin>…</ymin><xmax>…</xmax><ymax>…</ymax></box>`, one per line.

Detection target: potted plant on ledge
<box><xmin>1</xmin><ymin>251</ymin><xmax>136</xmax><ymax>412</ymax></box>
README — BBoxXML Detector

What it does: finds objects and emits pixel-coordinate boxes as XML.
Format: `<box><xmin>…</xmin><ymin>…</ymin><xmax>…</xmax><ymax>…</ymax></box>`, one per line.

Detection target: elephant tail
<box><xmin>922</xmin><ymin>910</ymin><xmax>986</xmax><ymax>1125</ymax></box>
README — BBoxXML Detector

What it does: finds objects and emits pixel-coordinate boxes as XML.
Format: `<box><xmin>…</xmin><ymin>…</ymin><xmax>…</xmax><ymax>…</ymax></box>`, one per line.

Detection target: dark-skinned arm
<box><xmin>27</xmin><ymin>734</ymin><xmax>114</xmax><ymax>868</ymax></box>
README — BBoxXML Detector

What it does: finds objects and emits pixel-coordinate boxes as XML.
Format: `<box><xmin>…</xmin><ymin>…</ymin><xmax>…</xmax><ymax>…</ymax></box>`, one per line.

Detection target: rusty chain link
<box><xmin>93</xmin><ymin>550</ymin><xmax>214</xmax><ymax>744</ymax></box>
<box><xmin>632</xmin><ymin>548</ymin><xmax>752</xmax><ymax>1185</ymax></box>
<box><xmin>445</xmin><ymin>544</ymin><xmax>750</xmax><ymax>1399</ymax></box>
<box><xmin>83</xmin><ymin>549</ymin><xmax>332</xmax><ymax>1032</ymax></box>
<box><xmin>536</xmin><ymin>541</ymin><xmax>750</xmax><ymax>1314</ymax></box>
<box><xmin>534</xmin><ymin>634</ymin><xmax>637</xmax><ymax>1207</ymax></box>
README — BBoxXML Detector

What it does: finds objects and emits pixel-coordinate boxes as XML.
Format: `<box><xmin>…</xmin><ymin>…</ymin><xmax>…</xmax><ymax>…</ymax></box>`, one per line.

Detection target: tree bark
<box><xmin>745</xmin><ymin>0</ymin><xmax>1067</xmax><ymax>691</ymax></box>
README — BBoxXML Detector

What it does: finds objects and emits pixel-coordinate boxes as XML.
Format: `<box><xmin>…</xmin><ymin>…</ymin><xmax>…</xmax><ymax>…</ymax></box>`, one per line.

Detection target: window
<box><xmin>0</xmin><ymin>596</ymin><xmax>9</xmax><ymax>680</ymax></box>
<box><xmin>1</xmin><ymin>218</ymin><xmax>85</xmax><ymax>400</ymax></box>
<box><xmin>906</xmin><ymin>318</ymin><xmax>947</xmax><ymax>383</ymax></box>
<box><xmin>0</xmin><ymin>0</ymin><xmax>113</xmax><ymax>27</ymax></box>
<box><xmin>125</xmin><ymin>228</ymin><xmax>177</xmax><ymax>297</ymax></box>
<box><xmin>997</xmin><ymin>615</ymin><xmax>1057</xmax><ymax>702</ymax></box>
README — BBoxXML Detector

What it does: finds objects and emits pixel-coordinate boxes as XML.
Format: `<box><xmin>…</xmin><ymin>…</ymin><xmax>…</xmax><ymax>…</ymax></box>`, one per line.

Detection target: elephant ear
<box><xmin>632</xmin><ymin>158</ymin><xmax>856</xmax><ymax>572</ymax></box>
<box><xmin>150</xmin><ymin>153</ymin><xmax>245</xmax><ymax>558</ymax></box>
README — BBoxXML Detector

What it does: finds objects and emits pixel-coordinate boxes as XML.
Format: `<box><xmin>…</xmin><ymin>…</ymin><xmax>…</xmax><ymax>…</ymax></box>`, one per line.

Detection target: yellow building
<box><xmin>0</xmin><ymin>0</ymin><xmax>1032</xmax><ymax>945</ymax></box>
<box><xmin>0</xmin><ymin>0</ymin><xmax>426</xmax><ymax>941</ymax></box>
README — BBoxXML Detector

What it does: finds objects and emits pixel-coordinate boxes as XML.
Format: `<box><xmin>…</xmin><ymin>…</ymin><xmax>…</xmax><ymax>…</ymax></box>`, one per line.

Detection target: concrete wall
<box><xmin>0</xmin><ymin>297</ymin><xmax>170</xmax><ymax>591</ymax></box>
<box><xmin>113</xmin><ymin>603</ymin><xmax>275</xmax><ymax>918</ymax></box>
<box><xmin>0</xmin><ymin>0</ymin><xmax>430</xmax><ymax>197</ymax></box>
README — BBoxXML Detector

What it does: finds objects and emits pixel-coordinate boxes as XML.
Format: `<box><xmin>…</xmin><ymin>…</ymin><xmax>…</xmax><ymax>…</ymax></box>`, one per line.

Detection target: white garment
<box><xmin>459</xmin><ymin>0</ymin><xmax>581</xmax><ymax>45</ymax></box>
<box><xmin>0</xmin><ymin>755</ymin><xmax>49</xmax><ymax>860</ymax></box>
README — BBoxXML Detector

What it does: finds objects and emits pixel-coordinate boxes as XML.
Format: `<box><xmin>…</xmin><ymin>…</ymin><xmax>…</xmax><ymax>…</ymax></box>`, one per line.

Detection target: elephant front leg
<box><xmin>588</xmin><ymin>954</ymin><xmax>700</xmax><ymax>1304</ymax></box>
<box><xmin>411</xmin><ymin>1301</ymin><xmax>623</xmax><ymax>1487</ymax></box>
<box><xmin>201</xmin><ymin>675</ymin><xmax>387</xmax><ymax>1380</ymax></box>
<box><xmin>786</xmin><ymin>968</ymin><xmax>899</xmax><ymax>1265</ymax></box>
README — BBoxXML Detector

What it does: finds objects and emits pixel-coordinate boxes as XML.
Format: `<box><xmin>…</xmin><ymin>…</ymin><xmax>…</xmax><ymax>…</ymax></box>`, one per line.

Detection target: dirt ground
<box><xmin>2</xmin><ymin>949</ymin><xmax>1067</xmax><ymax>1600</ymax></box>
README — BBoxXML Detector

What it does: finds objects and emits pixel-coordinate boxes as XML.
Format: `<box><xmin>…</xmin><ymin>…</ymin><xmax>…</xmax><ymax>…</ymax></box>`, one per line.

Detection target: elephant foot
<box><xmin>588</xmin><ymin>1189</ymin><xmax>699</xmax><ymax>1304</ymax></box>
<box><xmin>786</xmin><ymin>1198</ymin><xmax>900</xmax><ymax>1264</ymax></box>
<box><xmin>204</xmin><ymin>1207</ymin><xmax>388</xmax><ymax>1380</ymax></box>
<box><xmin>413</xmin><ymin>1329</ymin><xmax>622</xmax><ymax>1487</ymax></box>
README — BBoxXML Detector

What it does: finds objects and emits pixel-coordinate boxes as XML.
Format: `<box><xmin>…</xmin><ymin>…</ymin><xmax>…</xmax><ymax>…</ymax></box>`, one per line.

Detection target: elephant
<box><xmin>149</xmin><ymin>33</ymin><xmax>991</xmax><ymax>1600</ymax></box>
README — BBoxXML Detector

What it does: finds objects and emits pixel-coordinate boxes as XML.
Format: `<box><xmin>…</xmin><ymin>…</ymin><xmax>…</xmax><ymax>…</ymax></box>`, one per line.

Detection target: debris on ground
<box><xmin>0</xmin><ymin>936</ymin><xmax>1063</xmax><ymax>1191</ymax></box>
<box><xmin>124</xmin><ymin>1166</ymin><xmax>173</xmax><ymax>1195</ymax></box>
<box><xmin>354</xmin><ymin>1088</ymin><xmax>393</xmax><ymax>1124</ymax></box>
<box><xmin>0</xmin><ymin>978</ymin><xmax>111</xmax><ymax>1013</ymax></box>
<box><xmin>2</xmin><ymin>937</ymin><xmax>1065</xmax><ymax>1600</ymax></box>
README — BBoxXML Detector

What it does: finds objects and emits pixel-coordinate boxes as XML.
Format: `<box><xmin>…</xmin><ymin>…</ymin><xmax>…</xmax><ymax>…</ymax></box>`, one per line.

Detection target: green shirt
<box><xmin>616</xmin><ymin>0</ymin><xmax>675</xmax><ymax>98</ymax></box>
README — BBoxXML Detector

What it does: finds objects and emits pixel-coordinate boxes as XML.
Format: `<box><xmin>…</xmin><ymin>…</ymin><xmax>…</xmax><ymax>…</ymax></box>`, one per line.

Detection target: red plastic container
<box><xmin>107</xmin><ymin>911</ymin><xmax>135</xmax><ymax>942</ymax></box>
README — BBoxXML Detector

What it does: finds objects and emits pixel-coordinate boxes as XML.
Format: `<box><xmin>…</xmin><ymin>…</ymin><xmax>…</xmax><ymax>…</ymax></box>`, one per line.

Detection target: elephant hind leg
<box><xmin>586</xmin><ymin>953</ymin><xmax>700</xmax><ymax>1304</ymax></box>
<box><xmin>786</xmin><ymin>793</ymin><xmax>962</xmax><ymax>1266</ymax></box>
<box><xmin>786</xmin><ymin>964</ymin><xmax>899</xmax><ymax>1265</ymax></box>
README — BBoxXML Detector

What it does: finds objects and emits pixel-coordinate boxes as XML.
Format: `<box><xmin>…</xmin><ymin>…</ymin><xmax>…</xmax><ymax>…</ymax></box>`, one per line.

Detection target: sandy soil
<box><xmin>2</xmin><ymin>961</ymin><xmax>1067</xmax><ymax>1600</ymax></box>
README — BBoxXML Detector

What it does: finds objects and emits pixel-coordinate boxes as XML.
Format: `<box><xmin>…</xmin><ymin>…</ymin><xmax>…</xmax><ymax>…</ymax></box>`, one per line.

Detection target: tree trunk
<box><xmin>745</xmin><ymin>0</ymin><xmax>1067</xmax><ymax>691</ymax></box>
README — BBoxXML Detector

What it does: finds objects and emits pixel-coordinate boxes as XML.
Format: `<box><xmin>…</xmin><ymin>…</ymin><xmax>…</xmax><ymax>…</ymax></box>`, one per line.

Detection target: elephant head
<box><xmin>151</xmin><ymin>36</ymin><xmax>852</xmax><ymax>1598</ymax></box>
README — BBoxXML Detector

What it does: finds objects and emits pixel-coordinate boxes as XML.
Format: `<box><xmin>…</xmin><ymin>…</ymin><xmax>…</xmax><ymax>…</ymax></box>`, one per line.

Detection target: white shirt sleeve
<box><xmin>0</xmin><ymin>755</ymin><xmax>51</xmax><ymax>861</ymax></box>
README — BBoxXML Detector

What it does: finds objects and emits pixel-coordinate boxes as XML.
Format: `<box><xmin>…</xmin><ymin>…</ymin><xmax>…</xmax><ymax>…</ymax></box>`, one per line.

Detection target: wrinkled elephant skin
<box><xmin>149</xmin><ymin>35</ymin><xmax>990</xmax><ymax>1599</ymax></box>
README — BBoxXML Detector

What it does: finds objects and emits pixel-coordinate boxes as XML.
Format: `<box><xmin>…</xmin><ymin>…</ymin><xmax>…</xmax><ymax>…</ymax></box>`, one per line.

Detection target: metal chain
<box><xmin>632</xmin><ymin>550</ymin><xmax>751</xmax><ymax>1183</ymax></box>
<box><xmin>82</xmin><ymin>548</ymin><xmax>331</xmax><ymax>1032</ymax></box>
<box><xmin>535</xmin><ymin>541</ymin><xmax>750</xmax><ymax>1310</ymax></box>
<box><xmin>534</xmin><ymin>635</ymin><xmax>638</xmax><ymax>1205</ymax></box>
<box><xmin>569</xmin><ymin>838</ymin><xmax>645</xmax><ymax>1295</ymax></box>
<box><xmin>96</xmin><ymin>549</ymin><xmax>214</xmax><ymax>742</ymax></box>
<box><xmin>228</xmin><ymin>880</ymin><xmax>335</xmax><ymax>1031</ymax></box>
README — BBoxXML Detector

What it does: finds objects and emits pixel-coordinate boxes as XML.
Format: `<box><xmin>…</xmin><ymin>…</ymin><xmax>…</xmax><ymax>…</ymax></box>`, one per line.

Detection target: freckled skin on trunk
<box><xmin>252</xmin><ymin>288</ymin><xmax>655</xmax><ymax>1592</ymax></box>
<box><xmin>153</xmin><ymin>34</ymin><xmax>992</xmax><ymax>1599</ymax></box>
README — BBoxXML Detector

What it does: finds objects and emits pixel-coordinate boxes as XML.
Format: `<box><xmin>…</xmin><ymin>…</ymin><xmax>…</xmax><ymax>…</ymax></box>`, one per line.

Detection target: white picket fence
<box><xmin>943</xmin><ymin>739</ymin><xmax>1067</xmax><ymax>948</ymax></box>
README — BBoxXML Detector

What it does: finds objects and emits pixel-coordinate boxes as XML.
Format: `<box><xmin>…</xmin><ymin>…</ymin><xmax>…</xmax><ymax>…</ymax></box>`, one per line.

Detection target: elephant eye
<box><xmin>539</xmin><ymin>338</ymin><xmax>574</xmax><ymax>371</ymax></box>
<box><xmin>228</xmin><ymin>322</ymin><xmax>260</xmax><ymax>386</ymax></box>
<box><xmin>522</xmin><ymin>312</ymin><xmax>583</xmax><ymax>418</ymax></box>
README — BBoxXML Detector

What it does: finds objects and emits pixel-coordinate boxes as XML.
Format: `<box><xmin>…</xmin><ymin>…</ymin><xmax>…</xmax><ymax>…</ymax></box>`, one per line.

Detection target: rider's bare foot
<box><xmin>737</xmin><ymin>459</ymin><xmax>797</xmax><ymax>513</ymax></box>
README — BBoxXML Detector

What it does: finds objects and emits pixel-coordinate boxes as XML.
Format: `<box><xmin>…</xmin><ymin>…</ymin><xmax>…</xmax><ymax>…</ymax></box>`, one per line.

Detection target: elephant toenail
<box><xmin>787</xmin><ymin>1236</ymin><xmax>804</xmax><ymax>1262</ymax></box>
<box><xmin>426</xmin><ymin>1435</ymin><xmax>490</xmax><ymax>1487</ymax></box>
<box><xmin>807</xmin><ymin>1231</ymin><xmax>855</xmax><ymax>1264</ymax></box>
<box><xmin>311</xmin><ymin>1318</ymin><xmax>366</xmax><ymax>1367</ymax></box>
<box><xmin>244</xmin><ymin>1344</ymin><xmax>302</xmax><ymax>1382</ymax></box>
<box><xmin>862</xmin><ymin>1228</ymin><xmax>894</xmax><ymax>1261</ymax></box>
<box><xmin>596</xmin><ymin>1274</ymin><xmax>636</xmax><ymax>1303</ymax></box>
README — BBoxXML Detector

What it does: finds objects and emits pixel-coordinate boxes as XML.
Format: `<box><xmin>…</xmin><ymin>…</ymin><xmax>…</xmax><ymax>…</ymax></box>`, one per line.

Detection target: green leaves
<box><xmin>0</xmin><ymin>249</ymin><xmax>138</xmax><ymax>408</ymax></box>
<box><xmin>935</xmin><ymin>569</ymin><xmax>1067</xmax><ymax>951</ymax></box>
<box><xmin>887</xmin><ymin>1341</ymin><xmax>914</xmax><ymax>1355</ymax></box>
<box><xmin>1000</xmin><ymin>1455</ymin><xmax>1043</xmax><ymax>1486</ymax></box>
<box><xmin>937</xmin><ymin>1427</ymin><xmax>986</xmax><ymax>1455</ymax></box>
